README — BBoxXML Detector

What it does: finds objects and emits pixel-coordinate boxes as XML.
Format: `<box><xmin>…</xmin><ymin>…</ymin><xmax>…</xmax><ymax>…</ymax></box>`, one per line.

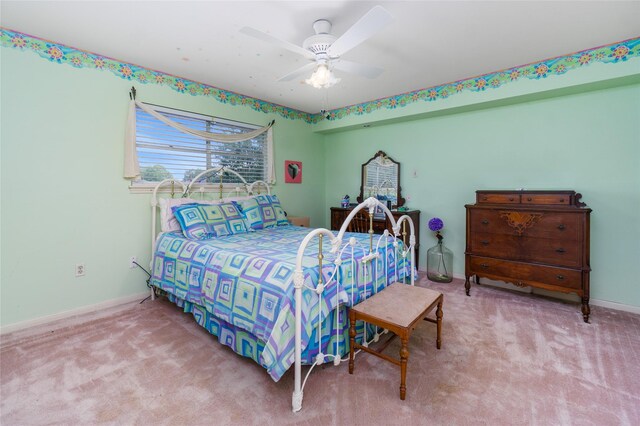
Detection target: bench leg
<box><xmin>399</xmin><ymin>337</ymin><xmax>409</xmax><ymax>400</ymax></box>
<box><xmin>349</xmin><ymin>311</ymin><xmax>356</xmax><ymax>374</ymax></box>
<box><xmin>436</xmin><ymin>298</ymin><xmax>443</xmax><ymax>350</ymax></box>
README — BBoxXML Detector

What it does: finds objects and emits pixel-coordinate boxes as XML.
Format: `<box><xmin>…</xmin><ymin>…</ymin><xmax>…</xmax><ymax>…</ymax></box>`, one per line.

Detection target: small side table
<box><xmin>349</xmin><ymin>283</ymin><xmax>443</xmax><ymax>400</ymax></box>
<box><xmin>288</xmin><ymin>216</ymin><xmax>310</xmax><ymax>227</ymax></box>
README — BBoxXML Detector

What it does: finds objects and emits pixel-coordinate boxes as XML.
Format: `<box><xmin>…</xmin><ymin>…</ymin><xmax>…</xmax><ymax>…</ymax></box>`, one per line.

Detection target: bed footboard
<box><xmin>292</xmin><ymin>197</ymin><xmax>416</xmax><ymax>412</ymax></box>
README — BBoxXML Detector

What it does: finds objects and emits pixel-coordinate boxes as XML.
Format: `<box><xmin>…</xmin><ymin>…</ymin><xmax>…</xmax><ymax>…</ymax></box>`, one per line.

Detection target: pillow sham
<box><xmin>236</xmin><ymin>194</ymin><xmax>290</xmax><ymax>230</ymax></box>
<box><xmin>172</xmin><ymin>202</ymin><xmax>247</xmax><ymax>240</ymax></box>
<box><xmin>236</xmin><ymin>195</ymin><xmax>276</xmax><ymax>230</ymax></box>
<box><xmin>268</xmin><ymin>194</ymin><xmax>290</xmax><ymax>227</ymax></box>
<box><xmin>158</xmin><ymin>197</ymin><xmax>220</xmax><ymax>232</ymax></box>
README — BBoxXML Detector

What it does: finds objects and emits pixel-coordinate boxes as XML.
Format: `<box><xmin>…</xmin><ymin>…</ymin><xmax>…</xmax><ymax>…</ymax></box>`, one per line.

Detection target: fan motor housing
<box><xmin>303</xmin><ymin>33</ymin><xmax>336</xmax><ymax>55</ymax></box>
<box><xmin>303</xmin><ymin>19</ymin><xmax>337</xmax><ymax>56</ymax></box>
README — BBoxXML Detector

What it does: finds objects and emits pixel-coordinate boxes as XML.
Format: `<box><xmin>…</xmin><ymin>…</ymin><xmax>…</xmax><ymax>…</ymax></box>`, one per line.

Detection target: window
<box><xmin>133</xmin><ymin>104</ymin><xmax>268</xmax><ymax>187</ymax></box>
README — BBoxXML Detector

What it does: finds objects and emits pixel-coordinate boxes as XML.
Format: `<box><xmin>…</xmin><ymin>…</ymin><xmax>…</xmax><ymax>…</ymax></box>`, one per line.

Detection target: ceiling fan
<box><xmin>240</xmin><ymin>6</ymin><xmax>393</xmax><ymax>88</ymax></box>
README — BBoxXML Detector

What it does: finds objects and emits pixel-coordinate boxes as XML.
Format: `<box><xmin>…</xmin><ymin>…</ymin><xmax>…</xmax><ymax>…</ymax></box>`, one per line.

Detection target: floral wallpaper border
<box><xmin>0</xmin><ymin>28</ymin><xmax>314</xmax><ymax>123</ymax></box>
<box><xmin>324</xmin><ymin>37</ymin><xmax>640</xmax><ymax>122</ymax></box>
<box><xmin>2</xmin><ymin>28</ymin><xmax>638</xmax><ymax>124</ymax></box>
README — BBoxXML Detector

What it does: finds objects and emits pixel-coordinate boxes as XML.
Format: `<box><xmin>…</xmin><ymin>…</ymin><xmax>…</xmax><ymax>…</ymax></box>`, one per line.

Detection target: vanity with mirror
<box><xmin>330</xmin><ymin>151</ymin><xmax>421</xmax><ymax>260</ymax></box>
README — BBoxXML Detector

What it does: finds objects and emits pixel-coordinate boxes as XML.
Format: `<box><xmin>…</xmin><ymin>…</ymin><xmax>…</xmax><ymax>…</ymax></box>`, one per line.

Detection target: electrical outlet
<box><xmin>75</xmin><ymin>263</ymin><xmax>85</xmax><ymax>277</ymax></box>
<box><xmin>129</xmin><ymin>256</ymin><xmax>137</xmax><ymax>269</ymax></box>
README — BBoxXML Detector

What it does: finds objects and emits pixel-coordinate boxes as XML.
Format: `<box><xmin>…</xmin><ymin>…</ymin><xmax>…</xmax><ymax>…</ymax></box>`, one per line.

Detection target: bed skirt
<box><xmin>166</xmin><ymin>293</ymin><xmax>374</xmax><ymax>379</ymax></box>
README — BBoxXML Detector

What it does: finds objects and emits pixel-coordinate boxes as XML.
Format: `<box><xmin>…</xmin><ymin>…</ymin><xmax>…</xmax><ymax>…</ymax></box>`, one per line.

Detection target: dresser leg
<box><xmin>474</xmin><ymin>275</ymin><xmax>481</xmax><ymax>285</ymax></box>
<box><xmin>465</xmin><ymin>276</ymin><xmax>471</xmax><ymax>296</ymax></box>
<box><xmin>582</xmin><ymin>297</ymin><xmax>590</xmax><ymax>323</ymax></box>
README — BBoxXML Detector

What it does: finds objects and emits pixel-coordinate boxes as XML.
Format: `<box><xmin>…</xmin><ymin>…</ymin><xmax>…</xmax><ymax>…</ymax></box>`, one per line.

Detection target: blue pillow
<box><xmin>172</xmin><ymin>202</ymin><xmax>247</xmax><ymax>239</ymax></box>
<box><xmin>268</xmin><ymin>195</ymin><xmax>290</xmax><ymax>226</ymax></box>
<box><xmin>236</xmin><ymin>196</ymin><xmax>275</xmax><ymax>230</ymax></box>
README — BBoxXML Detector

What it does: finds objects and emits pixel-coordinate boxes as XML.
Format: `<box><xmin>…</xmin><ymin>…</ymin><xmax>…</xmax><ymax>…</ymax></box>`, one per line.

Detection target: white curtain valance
<box><xmin>124</xmin><ymin>99</ymin><xmax>275</xmax><ymax>181</ymax></box>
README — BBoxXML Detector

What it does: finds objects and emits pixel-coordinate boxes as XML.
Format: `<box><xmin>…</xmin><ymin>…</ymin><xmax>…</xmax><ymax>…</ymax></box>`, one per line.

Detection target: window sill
<box><xmin>128</xmin><ymin>182</ymin><xmax>275</xmax><ymax>195</ymax></box>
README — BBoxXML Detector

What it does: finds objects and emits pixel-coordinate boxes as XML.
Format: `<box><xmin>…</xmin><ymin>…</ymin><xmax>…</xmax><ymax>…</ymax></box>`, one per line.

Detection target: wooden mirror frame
<box><xmin>356</xmin><ymin>150</ymin><xmax>405</xmax><ymax>208</ymax></box>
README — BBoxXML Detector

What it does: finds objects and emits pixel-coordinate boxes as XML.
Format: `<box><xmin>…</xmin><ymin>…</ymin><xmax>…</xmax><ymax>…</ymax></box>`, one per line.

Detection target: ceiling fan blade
<box><xmin>277</xmin><ymin>62</ymin><xmax>318</xmax><ymax>82</ymax></box>
<box><xmin>327</xmin><ymin>6</ymin><xmax>393</xmax><ymax>58</ymax></box>
<box><xmin>240</xmin><ymin>27</ymin><xmax>316</xmax><ymax>60</ymax></box>
<box><xmin>332</xmin><ymin>59</ymin><xmax>383</xmax><ymax>79</ymax></box>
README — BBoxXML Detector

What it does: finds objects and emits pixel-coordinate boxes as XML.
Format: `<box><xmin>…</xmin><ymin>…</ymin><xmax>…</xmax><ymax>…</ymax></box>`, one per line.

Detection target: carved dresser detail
<box><xmin>465</xmin><ymin>190</ymin><xmax>592</xmax><ymax>322</ymax></box>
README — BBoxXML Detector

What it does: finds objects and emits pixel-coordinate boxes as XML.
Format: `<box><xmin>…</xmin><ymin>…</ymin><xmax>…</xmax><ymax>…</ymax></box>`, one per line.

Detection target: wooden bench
<box><xmin>348</xmin><ymin>282</ymin><xmax>443</xmax><ymax>400</ymax></box>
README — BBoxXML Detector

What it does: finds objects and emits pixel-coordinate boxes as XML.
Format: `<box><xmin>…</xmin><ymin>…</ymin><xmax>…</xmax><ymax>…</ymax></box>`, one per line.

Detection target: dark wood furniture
<box><xmin>465</xmin><ymin>190</ymin><xmax>592</xmax><ymax>322</ymax></box>
<box><xmin>330</xmin><ymin>207</ymin><xmax>421</xmax><ymax>260</ymax></box>
<box><xmin>349</xmin><ymin>283</ymin><xmax>443</xmax><ymax>400</ymax></box>
<box><xmin>287</xmin><ymin>216</ymin><xmax>310</xmax><ymax>227</ymax></box>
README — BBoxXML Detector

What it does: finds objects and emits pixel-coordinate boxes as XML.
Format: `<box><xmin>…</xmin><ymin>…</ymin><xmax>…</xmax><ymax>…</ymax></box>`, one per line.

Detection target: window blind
<box><xmin>135</xmin><ymin>105</ymin><xmax>268</xmax><ymax>184</ymax></box>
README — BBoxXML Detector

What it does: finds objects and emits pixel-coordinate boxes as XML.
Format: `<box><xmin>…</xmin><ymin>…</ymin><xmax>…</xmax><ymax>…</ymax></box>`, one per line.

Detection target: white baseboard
<box><xmin>0</xmin><ymin>292</ymin><xmax>150</xmax><ymax>337</ymax></box>
<box><xmin>590</xmin><ymin>298</ymin><xmax>640</xmax><ymax>315</ymax></box>
<box><xmin>3</xmin><ymin>272</ymin><xmax>639</xmax><ymax>338</ymax></box>
<box><xmin>419</xmin><ymin>269</ymin><xmax>640</xmax><ymax>315</ymax></box>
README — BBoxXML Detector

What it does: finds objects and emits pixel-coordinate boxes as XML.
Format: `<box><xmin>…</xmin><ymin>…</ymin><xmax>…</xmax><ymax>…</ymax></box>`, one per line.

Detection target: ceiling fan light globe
<box><xmin>305</xmin><ymin>64</ymin><xmax>340</xmax><ymax>89</ymax></box>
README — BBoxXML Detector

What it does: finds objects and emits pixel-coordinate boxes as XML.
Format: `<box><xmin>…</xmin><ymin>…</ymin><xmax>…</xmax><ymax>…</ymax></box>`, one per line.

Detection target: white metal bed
<box><xmin>149</xmin><ymin>166</ymin><xmax>416</xmax><ymax>412</ymax></box>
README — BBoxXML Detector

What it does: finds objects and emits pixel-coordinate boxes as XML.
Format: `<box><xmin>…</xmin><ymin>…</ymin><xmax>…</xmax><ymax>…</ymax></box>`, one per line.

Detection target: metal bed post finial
<box><xmin>369</xmin><ymin>210</ymin><xmax>374</xmax><ymax>253</ymax></box>
<box><xmin>170</xmin><ymin>180</ymin><xmax>175</xmax><ymax>198</ymax></box>
<box><xmin>402</xmin><ymin>220</ymin><xmax>407</xmax><ymax>245</ymax></box>
<box><xmin>219</xmin><ymin>171</ymin><xmax>224</xmax><ymax>199</ymax></box>
<box><xmin>317</xmin><ymin>234</ymin><xmax>324</xmax><ymax>285</ymax></box>
<box><xmin>402</xmin><ymin>221</ymin><xmax>408</xmax><ymax>283</ymax></box>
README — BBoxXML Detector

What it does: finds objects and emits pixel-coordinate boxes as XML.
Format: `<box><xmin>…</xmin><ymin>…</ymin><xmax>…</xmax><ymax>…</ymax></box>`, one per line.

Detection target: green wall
<box><xmin>323</xmin><ymin>82</ymin><xmax>640</xmax><ymax>307</ymax></box>
<box><xmin>2</xmin><ymin>41</ymin><xmax>639</xmax><ymax>329</ymax></box>
<box><xmin>0</xmin><ymin>48</ymin><xmax>324</xmax><ymax>327</ymax></box>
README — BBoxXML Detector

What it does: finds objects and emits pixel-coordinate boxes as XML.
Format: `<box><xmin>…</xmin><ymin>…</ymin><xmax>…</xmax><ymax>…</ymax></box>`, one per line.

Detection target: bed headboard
<box><xmin>150</xmin><ymin>166</ymin><xmax>272</xmax><ymax>256</ymax></box>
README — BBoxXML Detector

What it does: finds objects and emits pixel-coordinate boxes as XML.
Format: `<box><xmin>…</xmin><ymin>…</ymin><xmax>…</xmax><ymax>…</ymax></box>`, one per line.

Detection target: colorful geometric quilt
<box><xmin>151</xmin><ymin>226</ymin><xmax>411</xmax><ymax>381</ymax></box>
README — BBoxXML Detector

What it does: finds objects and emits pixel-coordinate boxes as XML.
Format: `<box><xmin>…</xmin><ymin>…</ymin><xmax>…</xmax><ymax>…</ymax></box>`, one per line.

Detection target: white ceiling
<box><xmin>2</xmin><ymin>1</ymin><xmax>639</xmax><ymax>113</ymax></box>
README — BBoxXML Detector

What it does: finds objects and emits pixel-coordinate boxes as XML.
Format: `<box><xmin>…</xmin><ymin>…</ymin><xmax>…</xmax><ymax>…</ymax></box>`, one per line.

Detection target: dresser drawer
<box><xmin>522</xmin><ymin>194</ymin><xmax>571</xmax><ymax>206</ymax></box>
<box><xmin>470</xmin><ymin>209</ymin><xmax>580</xmax><ymax>240</ymax></box>
<box><xmin>469</xmin><ymin>233</ymin><xmax>519</xmax><ymax>257</ymax></box>
<box><xmin>520</xmin><ymin>238</ymin><xmax>581</xmax><ymax>268</ymax></box>
<box><xmin>524</xmin><ymin>213</ymin><xmax>581</xmax><ymax>240</ymax></box>
<box><xmin>468</xmin><ymin>256</ymin><xmax>582</xmax><ymax>290</ymax></box>
<box><xmin>469</xmin><ymin>210</ymin><xmax>516</xmax><ymax>235</ymax></box>
<box><xmin>469</xmin><ymin>233</ymin><xmax>581</xmax><ymax>268</ymax></box>
<box><xmin>476</xmin><ymin>192</ymin><xmax>520</xmax><ymax>204</ymax></box>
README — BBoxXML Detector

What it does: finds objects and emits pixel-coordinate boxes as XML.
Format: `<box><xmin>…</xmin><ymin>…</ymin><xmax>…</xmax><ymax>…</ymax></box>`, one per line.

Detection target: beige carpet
<box><xmin>1</xmin><ymin>278</ymin><xmax>639</xmax><ymax>425</ymax></box>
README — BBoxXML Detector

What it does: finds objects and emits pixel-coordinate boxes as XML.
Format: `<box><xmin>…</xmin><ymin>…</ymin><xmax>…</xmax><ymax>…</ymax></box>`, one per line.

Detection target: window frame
<box><xmin>129</xmin><ymin>103</ymin><xmax>270</xmax><ymax>194</ymax></box>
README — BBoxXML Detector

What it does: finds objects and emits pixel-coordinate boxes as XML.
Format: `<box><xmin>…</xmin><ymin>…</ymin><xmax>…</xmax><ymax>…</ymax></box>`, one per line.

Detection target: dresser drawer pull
<box><xmin>480</xmin><ymin>263</ymin><xmax>489</xmax><ymax>269</ymax></box>
<box><xmin>559</xmin><ymin>198</ymin><xmax>565</xmax><ymax>202</ymax></box>
<box><xmin>527</xmin><ymin>197</ymin><xmax>532</xmax><ymax>201</ymax></box>
<box><xmin>509</xmin><ymin>197</ymin><xmax>514</xmax><ymax>201</ymax></box>
<box><xmin>481</xmin><ymin>240</ymin><xmax>489</xmax><ymax>246</ymax></box>
<box><xmin>556</xmin><ymin>275</ymin><xmax>565</xmax><ymax>281</ymax></box>
<box><xmin>557</xmin><ymin>224</ymin><xmax>566</xmax><ymax>230</ymax></box>
<box><xmin>481</xmin><ymin>219</ymin><xmax>489</xmax><ymax>225</ymax></box>
<box><xmin>556</xmin><ymin>248</ymin><xmax>566</xmax><ymax>253</ymax></box>
<box><xmin>482</xmin><ymin>196</ymin><xmax>488</xmax><ymax>201</ymax></box>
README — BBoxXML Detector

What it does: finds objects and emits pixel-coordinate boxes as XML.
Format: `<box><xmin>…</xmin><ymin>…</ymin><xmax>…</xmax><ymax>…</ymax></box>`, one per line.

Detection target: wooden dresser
<box><xmin>465</xmin><ymin>190</ymin><xmax>591</xmax><ymax>322</ymax></box>
<box><xmin>330</xmin><ymin>207</ymin><xmax>421</xmax><ymax>260</ymax></box>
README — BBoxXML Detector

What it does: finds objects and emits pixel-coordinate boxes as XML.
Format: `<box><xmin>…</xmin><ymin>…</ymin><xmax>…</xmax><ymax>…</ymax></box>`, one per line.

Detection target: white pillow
<box><xmin>158</xmin><ymin>197</ymin><xmax>220</xmax><ymax>232</ymax></box>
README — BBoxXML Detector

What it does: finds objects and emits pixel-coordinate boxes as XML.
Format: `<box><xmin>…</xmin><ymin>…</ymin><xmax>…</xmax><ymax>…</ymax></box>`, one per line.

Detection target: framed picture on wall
<box><xmin>285</xmin><ymin>160</ymin><xmax>302</xmax><ymax>184</ymax></box>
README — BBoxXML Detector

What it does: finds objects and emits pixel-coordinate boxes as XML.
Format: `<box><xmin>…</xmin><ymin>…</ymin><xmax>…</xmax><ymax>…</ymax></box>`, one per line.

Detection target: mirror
<box><xmin>357</xmin><ymin>150</ymin><xmax>404</xmax><ymax>208</ymax></box>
